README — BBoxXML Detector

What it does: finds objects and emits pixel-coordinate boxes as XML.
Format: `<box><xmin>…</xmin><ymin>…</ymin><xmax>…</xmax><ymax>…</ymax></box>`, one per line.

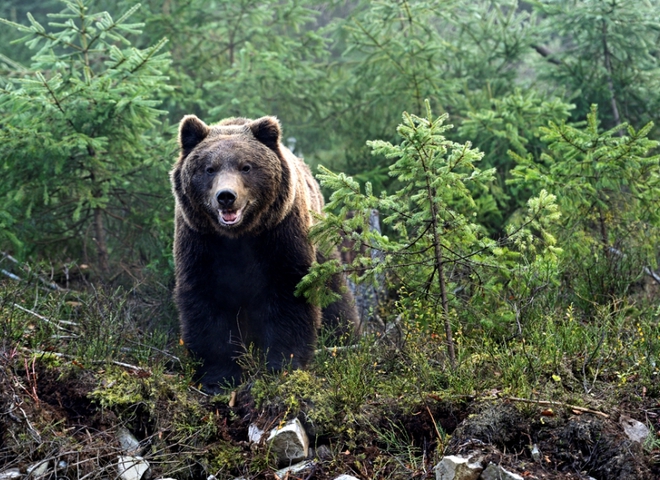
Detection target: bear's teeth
<box><xmin>219</xmin><ymin>209</ymin><xmax>241</xmax><ymax>225</ymax></box>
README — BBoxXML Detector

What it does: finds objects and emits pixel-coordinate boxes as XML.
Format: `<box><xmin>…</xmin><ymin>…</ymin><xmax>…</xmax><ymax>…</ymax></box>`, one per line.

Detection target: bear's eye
<box><xmin>205</xmin><ymin>166</ymin><xmax>215</xmax><ymax>175</ymax></box>
<box><xmin>241</xmin><ymin>164</ymin><xmax>251</xmax><ymax>173</ymax></box>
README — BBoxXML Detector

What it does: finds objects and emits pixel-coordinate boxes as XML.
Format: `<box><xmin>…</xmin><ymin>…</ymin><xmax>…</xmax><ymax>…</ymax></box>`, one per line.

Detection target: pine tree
<box><xmin>0</xmin><ymin>0</ymin><xmax>171</xmax><ymax>277</ymax></box>
<box><xmin>511</xmin><ymin>105</ymin><xmax>660</xmax><ymax>308</ymax></box>
<box><xmin>533</xmin><ymin>0</ymin><xmax>660</xmax><ymax>130</ymax></box>
<box><xmin>299</xmin><ymin>101</ymin><xmax>561</xmax><ymax>365</ymax></box>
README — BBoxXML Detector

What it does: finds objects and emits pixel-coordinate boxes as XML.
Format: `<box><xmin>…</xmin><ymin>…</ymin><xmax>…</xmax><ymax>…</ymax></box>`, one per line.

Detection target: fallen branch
<box><xmin>12</xmin><ymin>303</ymin><xmax>77</xmax><ymax>333</ymax></box>
<box><xmin>29</xmin><ymin>350</ymin><xmax>150</xmax><ymax>374</ymax></box>
<box><xmin>1</xmin><ymin>251</ymin><xmax>66</xmax><ymax>291</ymax></box>
<box><xmin>505</xmin><ymin>396</ymin><xmax>610</xmax><ymax>418</ymax></box>
<box><xmin>1</xmin><ymin>269</ymin><xmax>21</xmax><ymax>281</ymax></box>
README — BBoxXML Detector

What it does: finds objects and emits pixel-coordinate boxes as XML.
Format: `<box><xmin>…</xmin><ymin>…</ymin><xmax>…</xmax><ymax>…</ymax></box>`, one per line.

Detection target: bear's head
<box><xmin>172</xmin><ymin>115</ymin><xmax>296</xmax><ymax>237</ymax></box>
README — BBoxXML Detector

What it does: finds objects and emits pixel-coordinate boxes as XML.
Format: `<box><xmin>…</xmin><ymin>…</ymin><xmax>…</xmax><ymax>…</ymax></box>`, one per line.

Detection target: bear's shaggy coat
<box><xmin>171</xmin><ymin>115</ymin><xmax>357</xmax><ymax>392</ymax></box>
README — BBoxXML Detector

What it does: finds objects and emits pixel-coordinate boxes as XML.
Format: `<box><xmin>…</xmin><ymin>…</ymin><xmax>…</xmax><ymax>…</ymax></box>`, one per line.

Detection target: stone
<box><xmin>619</xmin><ymin>415</ymin><xmax>650</xmax><ymax>443</ymax></box>
<box><xmin>273</xmin><ymin>461</ymin><xmax>314</xmax><ymax>478</ymax></box>
<box><xmin>267</xmin><ymin>418</ymin><xmax>309</xmax><ymax>464</ymax></box>
<box><xmin>26</xmin><ymin>461</ymin><xmax>49</xmax><ymax>478</ymax></box>
<box><xmin>248</xmin><ymin>424</ymin><xmax>265</xmax><ymax>443</ymax></box>
<box><xmin>117</xmin><ymin>427</ymin><xmax>142</xmax><ymax>455</ymax></box>
<box><xmin>117</xmin><ymin>456</ymin><xmax>150</xmax><ymax>480</ymax></box>
<box><xmin>315</xmin><ymin>445</ymin><xmax>333</xmax><ymax>460</ymax></box>
<box><xmin>434</xmin><ymin>455</ymin><xmax>483</xmax><ymax>480</ymax></box>
<box><xmin>0</xmin><ymin>469</ymin><xmax>22</xmax><ymax>480</ymax></box>
<box><xmin>480</xmin><ymin>463</ymin><xmax>524</xmax><ymax>480</ymax></box>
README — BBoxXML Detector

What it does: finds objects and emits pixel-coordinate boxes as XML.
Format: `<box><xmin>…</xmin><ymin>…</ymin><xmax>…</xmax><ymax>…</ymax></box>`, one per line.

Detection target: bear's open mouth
<box><xmin>218</xmin><ymin>208</ymin><xmax>243</xmax><ymax>226</ymax></box>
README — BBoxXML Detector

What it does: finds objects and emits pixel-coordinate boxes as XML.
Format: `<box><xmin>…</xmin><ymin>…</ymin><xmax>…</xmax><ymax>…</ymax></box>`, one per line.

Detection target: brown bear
<box><xmin>171</xmin><ymin>115</ymin><xmax>358</xmax><ymax>393</ymax></box>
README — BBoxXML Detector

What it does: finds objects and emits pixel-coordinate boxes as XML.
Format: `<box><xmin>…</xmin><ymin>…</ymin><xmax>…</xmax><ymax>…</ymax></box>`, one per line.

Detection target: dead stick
<box><xmin>30</xmin><ymin>350</ymin><xmax>149</xmax><ymax>373</ymax></box>
<box><xmin>1</xmin><ymin>251</ymin><xmax>66</xmax><ymax>291</ymax></box>
<box><xmin>505</xmin><ymin>396</ymin><xmax>609</xmax><ymax>418</ymax></box>
<box><xmin>13</xmin><ymin>303</ymin><xmax>71</xmax><ymax>332</ymax></box>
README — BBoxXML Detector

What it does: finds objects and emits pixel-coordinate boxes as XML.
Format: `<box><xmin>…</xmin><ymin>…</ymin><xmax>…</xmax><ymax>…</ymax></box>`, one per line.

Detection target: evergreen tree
<box><xmin>0</xmin><ymin>0</ymin><xmax>171</xmax><ymax>277</ymax></box>
<box><xmin>299</xmin><ymin>101</ymin><xmax>561</xmax><ymax>365</ymax></box>
<box><xmin>319</xmin><ymin>1</ymin><xmax>541</xmax><ymax>186</ymax></box>
<box><xmin>532</xmin><ymin>0</ymin><xmax>660</xmax><ymax>130</ymax></box>
<box><xmin>511</xmin><ymin>106</ymin><xmax>660</xmax><ymax>309</ymax></box>
<box><xmin>114</xmin><ymin>0</ymin><xmax>330</xmax><ymax>141</ymax></box>
<box><xmin>458</xmin><ymin>89</ymin><xmax>573</xmax><ymax>233</ymax></box>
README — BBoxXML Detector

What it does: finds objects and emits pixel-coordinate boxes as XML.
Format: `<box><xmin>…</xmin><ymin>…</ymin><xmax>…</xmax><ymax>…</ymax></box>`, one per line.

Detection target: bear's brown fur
<box><xmin>171</xmin><ymin>115</ymin><xmax>357</xmax><ymax>393</ymax></box>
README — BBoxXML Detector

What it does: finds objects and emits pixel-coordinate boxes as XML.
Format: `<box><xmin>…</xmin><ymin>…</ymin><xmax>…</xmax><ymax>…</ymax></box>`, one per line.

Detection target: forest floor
<box><xmin>1</xmin><ymin>277</ymin><xmax>659</xmax><ymax>479</ymax></box>
<box><xmin>1</xmin><ymin>337</ymin><xmax>659</xmax><ymax>479</ymax></box>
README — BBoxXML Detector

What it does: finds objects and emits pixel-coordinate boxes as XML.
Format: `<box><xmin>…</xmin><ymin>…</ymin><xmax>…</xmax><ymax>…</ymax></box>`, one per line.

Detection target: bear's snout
<box><xmin>210</xmin><ymin>173</ymin><xmax>249</xmax><ymax>227</ymax></box>
<box><xmin>216</xmin><ymin>189</ymin><xmax>237</xmax><ymax>208</ymax></box>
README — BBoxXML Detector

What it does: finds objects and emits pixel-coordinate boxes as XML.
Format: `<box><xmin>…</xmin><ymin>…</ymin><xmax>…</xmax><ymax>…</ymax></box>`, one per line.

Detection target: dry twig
<box><xmin>505</xmin><ymin>396</ymin><xmax>610</xmax><ymax>418</ymax></box>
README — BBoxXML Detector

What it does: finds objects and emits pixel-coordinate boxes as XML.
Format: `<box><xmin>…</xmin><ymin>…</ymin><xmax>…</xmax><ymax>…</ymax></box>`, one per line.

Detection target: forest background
<box><xmin>1</xmin><ymin>1</ymin><xmax>660</xmax><ymax>479</ymax></box>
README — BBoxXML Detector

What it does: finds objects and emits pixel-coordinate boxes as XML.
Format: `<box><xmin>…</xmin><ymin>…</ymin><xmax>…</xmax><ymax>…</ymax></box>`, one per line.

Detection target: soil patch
<box><xmin>449</xmin><ymin>401</ymin><xmax>658</xmax><ymax>480</ymax></box>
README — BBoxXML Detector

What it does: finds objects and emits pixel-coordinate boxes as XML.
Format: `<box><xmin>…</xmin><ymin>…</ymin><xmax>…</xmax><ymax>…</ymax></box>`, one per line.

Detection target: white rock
<box><xmin>0</xmin><ymin>469</ymin><xmax>22</xmax><ymax>480</ymax></box>
<box><xmin>334</xmin><ymin>476</ymin><xmax>360</xmax><ymax>480</ymax></box>
<box><xmin>480</xmin><ymin>463</ymin><xmax>524</xmax><ymax>480</ymax></box>
<box><xmin>274</xmin><ymin>460</ymin><xmax>314</xmax><ymax>478</ymax></box>
<box><xmin>267</xmin><ymin>418</ymin><xmax>309</xmax><ymax>464</ymax></box>
<box><xmin>117</xmin><ymin>456</ymin><xmax>150</xmax><ymax>480</ymax></box>
<box><xmin>27</xmin><ymin>461</ymin><xmax>50</xmax><ymax>478</ymax></box>
<box><xmin>248</xmin><ymin>424</ymin><xmax>265</xmax><ymax>443</ymax></box>
<box><xmin>434</xmin><ymin>455</ymin><xmax>483</xmax><ymax>480</ymax></box>
<box><xmin>117</xmin><ymin>427</ymin><xmax>142</xmax><ymax>455</ymax></box>
<box><xmin>530</xmin><ymin>444</ymin><xmax>541</xmax><ymax>462</ymax></box>
<box><xmin>619</xmin><ymin>415</ymin><xmax>650</xmax><ymax>443</ymax></box>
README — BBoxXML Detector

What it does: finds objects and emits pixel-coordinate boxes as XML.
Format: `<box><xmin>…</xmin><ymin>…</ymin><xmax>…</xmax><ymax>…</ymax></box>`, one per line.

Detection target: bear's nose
<box><xmin>216</xmin><ymin>189</ymin><xmax>237</xmax><ymax>208</ymax></box>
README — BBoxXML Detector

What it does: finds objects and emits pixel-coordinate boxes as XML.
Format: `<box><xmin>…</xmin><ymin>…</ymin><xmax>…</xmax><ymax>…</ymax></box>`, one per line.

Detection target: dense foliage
<box><xmin>1</xmin><ymin>0</ymin><xmax>658</xmax><ymax>275</ymax></box>
<box><xmin>1</xmin><ymin>1</ymin><xmax>660</xmax><ymax>478</ymax></box>
<box><xmin>0</xmin><ymin>0</ymin><xmax>657</xmax><ymax>338</ymax></box>
<box><xmin>0</xmin><ymin>1</ymin><xmax>172</xmax><ymax>276</ymax></box>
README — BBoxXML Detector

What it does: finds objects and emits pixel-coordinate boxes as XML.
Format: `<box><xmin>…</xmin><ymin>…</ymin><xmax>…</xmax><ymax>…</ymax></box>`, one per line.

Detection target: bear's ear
<box><xmin>179</xmin><ymin>115</ymin><xmax>209</xmax><ymax>157</ymax></box>
<box><xmin>249</xmin><ymin>116</ymin><xmax>281</xmax><ymax>151</ymax></box>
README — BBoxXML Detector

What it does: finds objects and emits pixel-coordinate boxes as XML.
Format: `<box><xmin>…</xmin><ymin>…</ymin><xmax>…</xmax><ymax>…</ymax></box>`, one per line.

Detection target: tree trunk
<box><xmin>426</xmin><ymin>186</ymin><xmax>456</xmax><ymax>367</ymax></box>
<box><xmin>420</xmin><ymin>145</ymin><xmax>456</xmax><ymax>366</ymax></box>
<box><xmin>434</xmin><ymin>239</ymin><xmax>456</xmax><ymax>367</ymax></box>
<box><xmin>94</xmin><ymin>207</ymin><xmax>109</xmax><ymax>275</ymax></box>
<box><xmin>602</xmin><ymin>21</ymin><xmax>623</xmax><ymax>135</ymax></box>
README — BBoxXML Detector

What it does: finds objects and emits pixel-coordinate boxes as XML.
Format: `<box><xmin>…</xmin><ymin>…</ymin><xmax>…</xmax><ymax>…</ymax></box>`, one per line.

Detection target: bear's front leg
<box><xmin>249</xmin><ymin>293</ymin><xmax>321</xmax><ymax>373</ymax></box>
<box><xmin>177</xmin><ymin>289</ymin><xmax>246</xmax><ymax>393</ymax></box>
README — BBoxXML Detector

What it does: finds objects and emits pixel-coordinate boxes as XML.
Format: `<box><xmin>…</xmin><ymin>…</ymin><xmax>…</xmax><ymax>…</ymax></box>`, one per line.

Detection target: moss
<box><xmin>208</xmin><ymin>440</ymin><xmax>245</xmax><ymax>473</ymax></box>
<box><xmin>31</xmin><ymin>351</ymin><xmax>63</xmax><ymax>369</ymax></box>
<box><xmin>88</xmin><ymin>365</ymin><xmax>184</xmax><ymax>415</ymax></box>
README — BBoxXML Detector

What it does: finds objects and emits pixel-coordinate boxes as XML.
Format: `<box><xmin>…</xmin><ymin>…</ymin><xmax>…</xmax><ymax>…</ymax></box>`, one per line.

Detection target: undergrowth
<box><xmin>0</xmin><ymin>260</ymin><xmax>659</xmax><ymax>478</ymax></box>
